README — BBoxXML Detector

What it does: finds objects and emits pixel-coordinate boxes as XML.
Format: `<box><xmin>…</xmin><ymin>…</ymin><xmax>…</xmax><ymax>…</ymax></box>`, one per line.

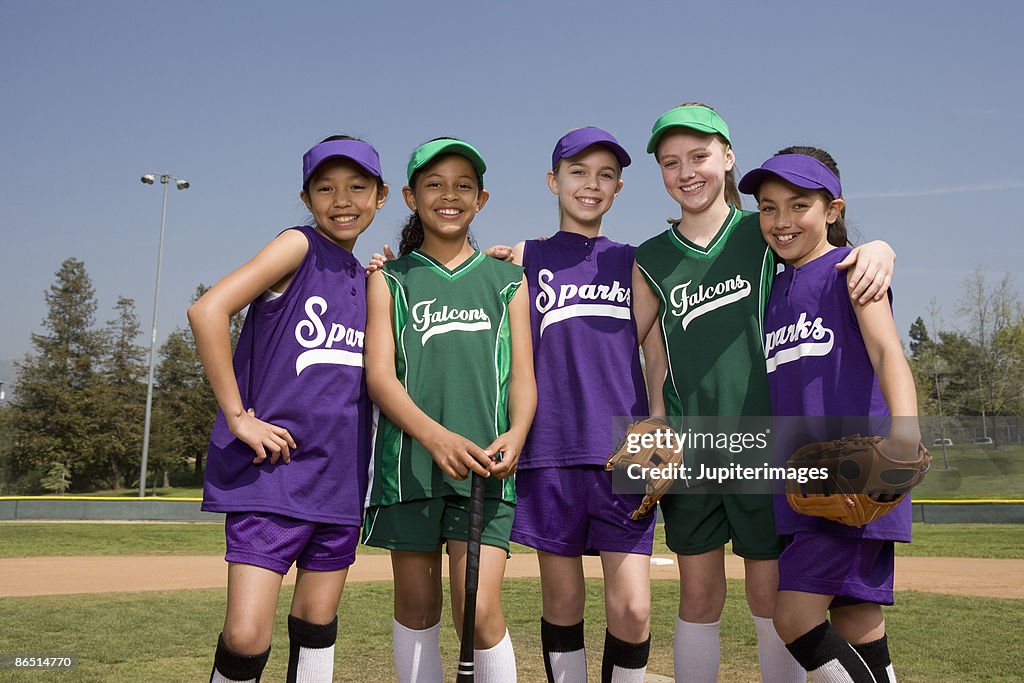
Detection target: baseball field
<box><xmin>0</xmin><ymin>522</ymin><xmax>1021</xmax><ymax>682</ymax></box>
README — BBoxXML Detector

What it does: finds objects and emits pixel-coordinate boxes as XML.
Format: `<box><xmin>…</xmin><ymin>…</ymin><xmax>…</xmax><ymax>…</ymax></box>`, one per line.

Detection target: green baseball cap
<box><xmin>646</xmin><ymin>105</ymin><xmax>732</xmax><ymax>154</ymax></box>
<box><xmin>406</xmin><ymin>138</ymin><xmax>487</xmax><ymax>187</ymax></box>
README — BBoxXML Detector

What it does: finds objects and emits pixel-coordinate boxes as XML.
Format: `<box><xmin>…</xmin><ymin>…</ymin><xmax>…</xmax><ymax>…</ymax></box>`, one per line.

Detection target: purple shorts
<box><xmin>511</xmin><ymin>466</ymin><xmax>655</xmax><ymax>556</ymax></box>
<box><xmin>224</xmin><ymin>512</ymin><xmax>359</xmax><ymax>575</ymax></box>
<box><xmin>778</xmin><ymin>532</ymin><xmax>896</xmax><ymax>606</ymax></box>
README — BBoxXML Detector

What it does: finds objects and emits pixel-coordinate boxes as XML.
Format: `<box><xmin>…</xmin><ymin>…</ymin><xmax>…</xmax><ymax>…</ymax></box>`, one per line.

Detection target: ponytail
<box><xmin>398</xmin><ymin>213</ymin><xmax>425</xmax><ymax>256</ymax></box>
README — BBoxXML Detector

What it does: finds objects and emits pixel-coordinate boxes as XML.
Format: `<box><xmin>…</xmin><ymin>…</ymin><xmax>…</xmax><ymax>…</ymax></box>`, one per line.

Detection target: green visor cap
<box><xmin>646</xmin><ymin>105</ymin><xmax>731</xmax><ymax>154</ymax></box>
<box><xmin>407</xmin><ymin>138</ymin><xmax>487</xmax><ymax>187</ymax></box>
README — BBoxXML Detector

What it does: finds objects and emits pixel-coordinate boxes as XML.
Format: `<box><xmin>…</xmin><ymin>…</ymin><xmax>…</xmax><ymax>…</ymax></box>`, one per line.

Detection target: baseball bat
<box><xmin>456</xmin><ymin>470</ymin><xmax>486</xmax><ymax>682</ymax></box>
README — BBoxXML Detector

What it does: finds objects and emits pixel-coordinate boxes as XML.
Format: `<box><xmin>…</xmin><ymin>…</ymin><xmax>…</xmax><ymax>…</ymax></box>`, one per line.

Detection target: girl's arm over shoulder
<box><xmin>364</xmin><ymin>270</ymin><xmax>495</xmax><ymax>480</ymax></box>
<box><xmin>188</xmin><ymin>229</ymin><xmax>308</xmax><ymax>464</ymax></box>
<box><xmin>850</xmin><ymin>284</ymin><xmax>921</xmax><ymax>460</ymax></box>
<box><xmin>836</xmin><ymin>240</ymin><xmax>896</xmax><ymax>305</ymax></box>
<box><xmin>487</xmin><ymin>275</ymin><xmax>537</xmax><ymax>479</ymax></box>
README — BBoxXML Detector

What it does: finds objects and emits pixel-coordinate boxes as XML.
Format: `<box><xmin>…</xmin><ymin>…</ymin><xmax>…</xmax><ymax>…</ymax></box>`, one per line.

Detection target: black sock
<box><xmin>601</xmin><ymin>629</ymin><xmax>651</xmax><ymax>683</ymax></box>
<box><xmin>211</xmin><ymin>633</ymin><xmax>270</xmax><ymax>683</ymax></box>
<box><xmin>785</xmin><ymin>621</ymin><xmax>876</xmax><ymax>682</ymax></box>
<box><xmin>541</xmin><ymin>618</ymin><xmax>585</xmax><ymax>683</ymax></box>
<box><xmin>853</xmin><ymin>634</ymin><xmax>893</xmax><ymax>682</ymax></box>
<box><xmin>286</xmin><ymin>615</ymin><xmax>338</xmax><ymax>683</ymax></box>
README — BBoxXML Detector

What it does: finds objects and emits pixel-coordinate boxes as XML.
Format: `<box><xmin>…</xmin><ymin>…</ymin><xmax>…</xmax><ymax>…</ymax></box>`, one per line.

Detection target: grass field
<box><xmin>915</xmin><ymin>443</ymin><xmax>1024</xmax><ymax>500</ymax></box>
<box><xmin>0</xmin><ymin>579</ymin><xmax>1021</xmax><ymax>682</ymax></box>
<box><xmin>2</xmin><ymin>522</ymin><xmax>1021</xmax><ymax>559</ymax></box>
<box><xmin>1</xmin><ymin>522</ymin><xmax>1022</xmax><ymax>680</ymax></box>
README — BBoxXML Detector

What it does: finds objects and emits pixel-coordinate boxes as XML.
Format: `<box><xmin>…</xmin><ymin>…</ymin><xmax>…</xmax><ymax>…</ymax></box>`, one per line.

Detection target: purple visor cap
<box><xmin>551</xmin><ymin>127</ymin><xmax>631</xmax><ymax>170</ymax></box>
<box><xmin>302</xmin><ymin>139</ymin><xmax>383</xmax><ymax>186</ymax></box>
<box><xmin>738</xmin><ymin>154</ymin><xmax>842</xmax><ymax>198</ymax></box>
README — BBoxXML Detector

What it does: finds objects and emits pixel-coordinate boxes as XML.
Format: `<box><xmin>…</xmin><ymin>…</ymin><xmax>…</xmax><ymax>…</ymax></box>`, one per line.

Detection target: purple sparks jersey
<box><xmin>764</xmin><ymin>246</ymin><xmax>910</xmax><ymax>541</ymax></box>
<box><xmin>202</xmin><ymin>225</ymin><xmax>371</xmax><ymax>525</ymax></box>
<box><xmin>519</xmin><ymin>231</ymin><xmax>648</xmax><ymax>468</ymax></box>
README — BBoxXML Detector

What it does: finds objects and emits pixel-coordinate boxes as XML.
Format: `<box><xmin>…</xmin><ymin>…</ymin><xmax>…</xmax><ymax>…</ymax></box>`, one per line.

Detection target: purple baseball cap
<box><xmin>738</xmin><ymin>153</ymin><xmax>842</xmax><ymax>198</ymax></box>
<box><xmin>551</xmin><ymin>127</ymin><xmax>631</xmax><ymax>170</ymax></box>
<box><xmin>302</xmin><ymin>139</ymin><xmax>383</xmax><ymax>186</ymax></box>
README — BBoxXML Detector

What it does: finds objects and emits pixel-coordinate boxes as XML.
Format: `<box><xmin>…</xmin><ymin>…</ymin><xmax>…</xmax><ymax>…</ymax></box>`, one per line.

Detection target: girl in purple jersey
<box><xmin>506</xmin><ymin>127</ymin><xmax>655</xmax><ymax>683</ymax></box>
<box><xmin>740</xmin><ymin>147</ymin><xmax>923</xmax><ymax>683</ymax></box>
<box><xmin>190</xmin><ymin>136</ymin><xmax>388</xmax><ymax>683</ymax></box>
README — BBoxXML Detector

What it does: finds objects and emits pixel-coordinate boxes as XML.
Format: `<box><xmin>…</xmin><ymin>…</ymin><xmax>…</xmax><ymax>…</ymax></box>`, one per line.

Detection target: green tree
<box><xmin>908</xmin><ymin>316</ymin><xmax>931</xmax><ymax>359</ymax></box>
<box><xmin>90</xmin><ymin>296</ymin><xmax>146</xmax><ymax>489</ymax></box>
<box><xmin>953</xmin><ymin>268</ymin><xmax>1022</xmax><ymax>432</ymax></box>
<box><xmin>40</xmin><ymin>461</ymin><xmax>71</xmax><ymax>495</ymax></box>
<box><xmin>7</xmin><ymin>258</ymin><xmax>103</xmax><ymax>492</ymax></box>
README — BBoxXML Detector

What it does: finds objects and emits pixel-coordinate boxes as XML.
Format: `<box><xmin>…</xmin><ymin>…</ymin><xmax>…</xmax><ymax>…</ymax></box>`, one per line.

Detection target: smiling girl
<box><xmin>506</xmin><ymin>127</ymin><xmax>655</xmax><ymax>683</ymax></box>
<box><xmin>362</xmin><ymin>138</ymin><xmax>536</xmax><ymax>682</ymax></box>
<box><xmin>741</xmin><ymin>147</ymin><xmax>925</xmax><ymax>683</ymax></box>
<box><xmin>191</xmin><ymin>136</ymin><xmax>388</xmax><ymax>683</ymax></box>
<box><xmin>632</xmin><ymin>104</ymin><xmax>898</xmax><ymax>683</ymax></box>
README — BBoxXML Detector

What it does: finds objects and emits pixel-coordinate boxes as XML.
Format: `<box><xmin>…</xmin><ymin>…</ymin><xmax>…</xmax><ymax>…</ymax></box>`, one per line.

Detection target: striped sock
<box><xmin>542</xmin><ymin>618</ymin><xmax>586</xmax><ymax>682</ymax></box>
<box><xmin>475</xmin><ymin>629</ymin><xmax>516</xmax><ymax>683</ymax></box>
<box><xmin>601</xmin><ymin>629</ymin><xmax>650</xmax><ymax>683</ymax></box>
<box><xmin>786</xmin><ymin>622</ymin><xmax>876</xmax><ymax>683</ymax></box>
<box><xmin>852</xmin><ymin>635</ymin><xmax>896</xmax><ymax>682</ymax></box>
<box><xmin>286</xmin><ymin>615</ymin><xmax>336</xmax><ymax>683</ymax></box>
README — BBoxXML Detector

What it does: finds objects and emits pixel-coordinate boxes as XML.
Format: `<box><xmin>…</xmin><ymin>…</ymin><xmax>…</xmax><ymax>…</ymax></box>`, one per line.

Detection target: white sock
<box><xmin>674</xmin><ymin>618</ymin><xmax>720</xmax><ymax>683</ymax></box>
<box><xmin>609</xmin><ymin>664</ymin><xmax>647</xmax><ymax>683</ymax></box>
<box><xmin>211</xmin><ymin>672</ymin><xmax>254</xmax><ymax>683</ymax></box>
<box><xmin>294</xmin><ymin>644</ymin><xmax>334</xmax><ymax>682</ymax></box>
<box><xmin>549</xmin><ymin>649</ymin><xmax>587</xmax><ymax>682</ymax></box>
<box><xmin>808</xmin><ymin>660</ymin><xmax>858</xmax><ymax>683</ymax></box>
<box><xmin>393</xmin><ymin>619</ymin><xmax>443</xmax><ymax>683</ymax></box>
<box><xmin>475</xmin><ymin>629</ymin><xmax>517</xmax><ymax>683</ymax></box>
<box><xmin>753</xmin><ymin>615</ymin><xmax>807</xmax><ymax>682</ymax></box>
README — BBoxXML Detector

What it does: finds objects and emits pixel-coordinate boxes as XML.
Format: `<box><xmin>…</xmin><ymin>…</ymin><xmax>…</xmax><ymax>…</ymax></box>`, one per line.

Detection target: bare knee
<box><xmin>680</xmin><ymin>580</ymin><xmax>726</xmax><ymax>622</ymax></box>
<box><xmin>222</xmin><ymin>620</ymin><xmax>273</xmax><ymax>655</ymax></box>
<box><xmin>745</xmin><ymin>579</ymin><xmax>778</xmax><ymax>618</ymax></box>
<box><xmin>471</xmin><ymin>595</ymin><xmax>507</xmax><ymax>648</ymax></box>
<box><xmin>543</xmin><ymin>583</ymin><xmax>585</xmax><ymax>625</ymax></box>
<box><xmin>607</xmin><ymin>596</ymin><xmax>650</xmax><ymax>643</ymax></box>
<box><xmin>771</xmin><ymin>605</ymin><xmax>806</xmax><ymax>644</ymax></box>
<box><xmin>831</xmin><ymin>604</ymin><xmax>885</xmax><ymax>645</ymax></box>
<box><xmin>395</xmin><ymin>587</ymin><xmax>442</xmax><ymax>629</ymax></box>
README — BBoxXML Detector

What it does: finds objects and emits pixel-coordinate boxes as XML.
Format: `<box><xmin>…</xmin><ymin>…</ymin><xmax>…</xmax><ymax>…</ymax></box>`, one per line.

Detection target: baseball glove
<box><xmin>786</xmin><ymin>435</ymin><xmax>931</xmax><ymax>527</ymax></box>
<box><xmin>606</xmin><ymin>418</ymin><xmax>686</xmax><ymax>520</ymax></box>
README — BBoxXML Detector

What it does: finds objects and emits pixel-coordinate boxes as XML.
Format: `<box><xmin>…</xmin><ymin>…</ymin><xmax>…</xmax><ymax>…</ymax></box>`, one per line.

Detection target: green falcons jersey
<box><xmin>635</xmin><ymin>208</ymin><xmax>775</xmax><ymax>418</ymax></box>
<box><xmin>369</xmin><ymin>250</ymin><xmax>524</xmax><ymax>505</ymax></box>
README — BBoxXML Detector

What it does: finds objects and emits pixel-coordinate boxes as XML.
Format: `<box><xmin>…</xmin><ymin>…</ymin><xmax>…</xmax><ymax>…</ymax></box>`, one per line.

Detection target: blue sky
<box><xmin>2</xmin><ymin>0</ymin><xmax>1022</xmax><ymax>383</ymax></box>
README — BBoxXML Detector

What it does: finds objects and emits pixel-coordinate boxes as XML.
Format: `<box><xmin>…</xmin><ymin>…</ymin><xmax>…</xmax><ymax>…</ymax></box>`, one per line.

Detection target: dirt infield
<box><xmin>1</xmin><ymin>554</ymin><xmax>1021</xmax><ymax>599</ymax></box>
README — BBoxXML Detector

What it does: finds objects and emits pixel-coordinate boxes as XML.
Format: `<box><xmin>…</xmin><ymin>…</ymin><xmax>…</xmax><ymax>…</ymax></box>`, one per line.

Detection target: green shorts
<box><xmin>659</xmin><ymin>492</ymin><xmax>783</xmax><ymax>560</ymax></box>
<box><xmin>362</xmin><ymin>495</ymin><xmax>515</xmax><ymax>552</ymax></box>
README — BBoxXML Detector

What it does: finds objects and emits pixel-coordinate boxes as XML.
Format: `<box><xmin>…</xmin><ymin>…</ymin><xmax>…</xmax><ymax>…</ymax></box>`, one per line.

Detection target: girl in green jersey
<box><xmin>364</xmin><ymin>138</ymin><xmax>536</xmax><ymax>683</ymax></box>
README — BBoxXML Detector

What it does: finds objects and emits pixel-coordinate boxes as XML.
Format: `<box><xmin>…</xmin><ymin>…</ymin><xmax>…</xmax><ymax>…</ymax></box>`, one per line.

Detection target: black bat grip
<box><xmin>456</xmin><ymin>472</ymin><xmax>487</xmax><ymax>682</ymax></box>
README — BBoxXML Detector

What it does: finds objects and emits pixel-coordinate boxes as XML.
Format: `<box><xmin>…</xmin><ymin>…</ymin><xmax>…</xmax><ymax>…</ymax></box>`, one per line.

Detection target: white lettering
<box><xmin>764</xmin><ymin>312</ymin><xmax>835</xmax><ymax>372</ymax></box>
<box><xmin>669</xmin><ymin>276</ymin><xmax>751</xmax><ymax>329</ymax></box>
<box><xmin>412</xmin><ymin>299</ymin><xmax>491</xmax><ymax>345</ymax></box>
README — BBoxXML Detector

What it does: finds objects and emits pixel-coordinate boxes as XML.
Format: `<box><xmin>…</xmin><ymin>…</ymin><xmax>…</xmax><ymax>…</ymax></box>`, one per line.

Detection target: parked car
<box><xmin>933</xmin><ymin>438</ymin><xmax>954</xmax><ymax>446</ymax></box>
<box><xmin>973</xmin><ymin>436</ymin><xmax>994</xmax><ymax>445</ymax></box>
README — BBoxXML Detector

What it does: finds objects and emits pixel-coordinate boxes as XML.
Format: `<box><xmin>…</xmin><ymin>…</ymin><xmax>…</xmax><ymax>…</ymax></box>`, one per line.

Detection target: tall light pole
<box><xmin>139</xmin><ymin>172</ymin><xmax>190</xmax><ymax>497</ymax></box>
